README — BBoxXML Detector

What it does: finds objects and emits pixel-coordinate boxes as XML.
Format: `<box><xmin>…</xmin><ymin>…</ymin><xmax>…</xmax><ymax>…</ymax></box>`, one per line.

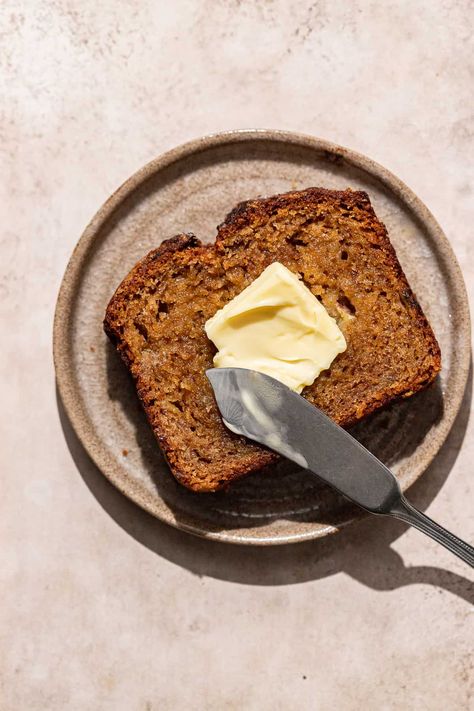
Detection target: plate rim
<box><xmin>53</xmin><ymin>128</ymin><xmax>471</xmax><ymax>545</ymax></box>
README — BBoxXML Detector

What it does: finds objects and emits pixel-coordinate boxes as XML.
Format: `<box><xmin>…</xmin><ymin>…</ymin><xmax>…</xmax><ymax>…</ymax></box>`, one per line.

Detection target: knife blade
<box><xmin>206</xmin><ymin>367</ymin><xmax>474</xmax><ymax>566</ymax></box>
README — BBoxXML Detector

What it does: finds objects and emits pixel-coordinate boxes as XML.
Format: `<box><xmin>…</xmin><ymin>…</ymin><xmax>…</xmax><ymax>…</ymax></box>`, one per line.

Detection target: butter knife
<box><xmin>207</xmin><ymin>367</ymin><xmax>474</xmax><ymax>566</ymax></box>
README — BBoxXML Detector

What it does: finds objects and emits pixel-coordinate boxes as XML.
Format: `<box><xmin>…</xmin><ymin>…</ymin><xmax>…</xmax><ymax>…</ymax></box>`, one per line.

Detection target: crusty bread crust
<box><xmin>104</xmin><ymin>188</ymin><xmax>441</xmax><ymax>492</ymax></box>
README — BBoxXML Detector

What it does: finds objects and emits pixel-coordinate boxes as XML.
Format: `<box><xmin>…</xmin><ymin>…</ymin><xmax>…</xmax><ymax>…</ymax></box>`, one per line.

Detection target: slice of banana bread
<box><xmin>104</xmin><ymin>188</ymin><xmax>441</xmax><ymax>492</ymax></box>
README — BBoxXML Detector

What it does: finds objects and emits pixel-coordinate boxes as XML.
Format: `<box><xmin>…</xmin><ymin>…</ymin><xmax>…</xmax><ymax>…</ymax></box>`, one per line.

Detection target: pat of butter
<box><xmin>204</xmin><ymin>262</ymin><xmax>347</xmax><ymax>393</ymax></box>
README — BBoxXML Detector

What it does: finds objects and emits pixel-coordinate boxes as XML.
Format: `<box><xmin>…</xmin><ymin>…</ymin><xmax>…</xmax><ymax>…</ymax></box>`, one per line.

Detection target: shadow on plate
<box><xmin>58</xmin><ymin>353</ymin><xmax>473</xmax><ymax>603</ymax></box>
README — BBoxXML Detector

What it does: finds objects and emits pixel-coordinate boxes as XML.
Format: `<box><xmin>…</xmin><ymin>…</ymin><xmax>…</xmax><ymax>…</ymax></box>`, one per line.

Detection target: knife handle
<box><xmin>389</xmin><ymin>496</ymin><xmax>474</xmax><ymax>567</ymax></box>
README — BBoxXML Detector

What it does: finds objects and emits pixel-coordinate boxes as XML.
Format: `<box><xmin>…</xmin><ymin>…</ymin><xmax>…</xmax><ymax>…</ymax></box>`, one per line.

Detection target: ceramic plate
<box><xmin>53</xmin><ymin>130</ymin><xmax>470</xmax><ymax>544</ymax></box>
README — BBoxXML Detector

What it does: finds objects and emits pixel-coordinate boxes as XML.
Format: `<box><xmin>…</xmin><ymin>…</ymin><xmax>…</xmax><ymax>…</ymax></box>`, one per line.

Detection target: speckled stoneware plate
<box><xmin>54</xmin><ymin>130</ymin><xmax>470</xmax><ymax>545</ymax></box>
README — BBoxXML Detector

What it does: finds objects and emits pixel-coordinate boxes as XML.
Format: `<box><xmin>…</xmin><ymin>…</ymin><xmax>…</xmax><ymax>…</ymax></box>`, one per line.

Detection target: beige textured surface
<box><xmin>1</xmin><ymin>1</ymin><xmax>473</xmax><ymax>709</ymax></box>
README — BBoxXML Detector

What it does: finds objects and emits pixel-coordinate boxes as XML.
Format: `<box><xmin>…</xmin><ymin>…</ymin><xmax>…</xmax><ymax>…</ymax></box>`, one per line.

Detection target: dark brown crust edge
<box><xmin>218</xmin><ymin>187</ymin><xmax>372</xmax><ymax>234</ymax></box>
